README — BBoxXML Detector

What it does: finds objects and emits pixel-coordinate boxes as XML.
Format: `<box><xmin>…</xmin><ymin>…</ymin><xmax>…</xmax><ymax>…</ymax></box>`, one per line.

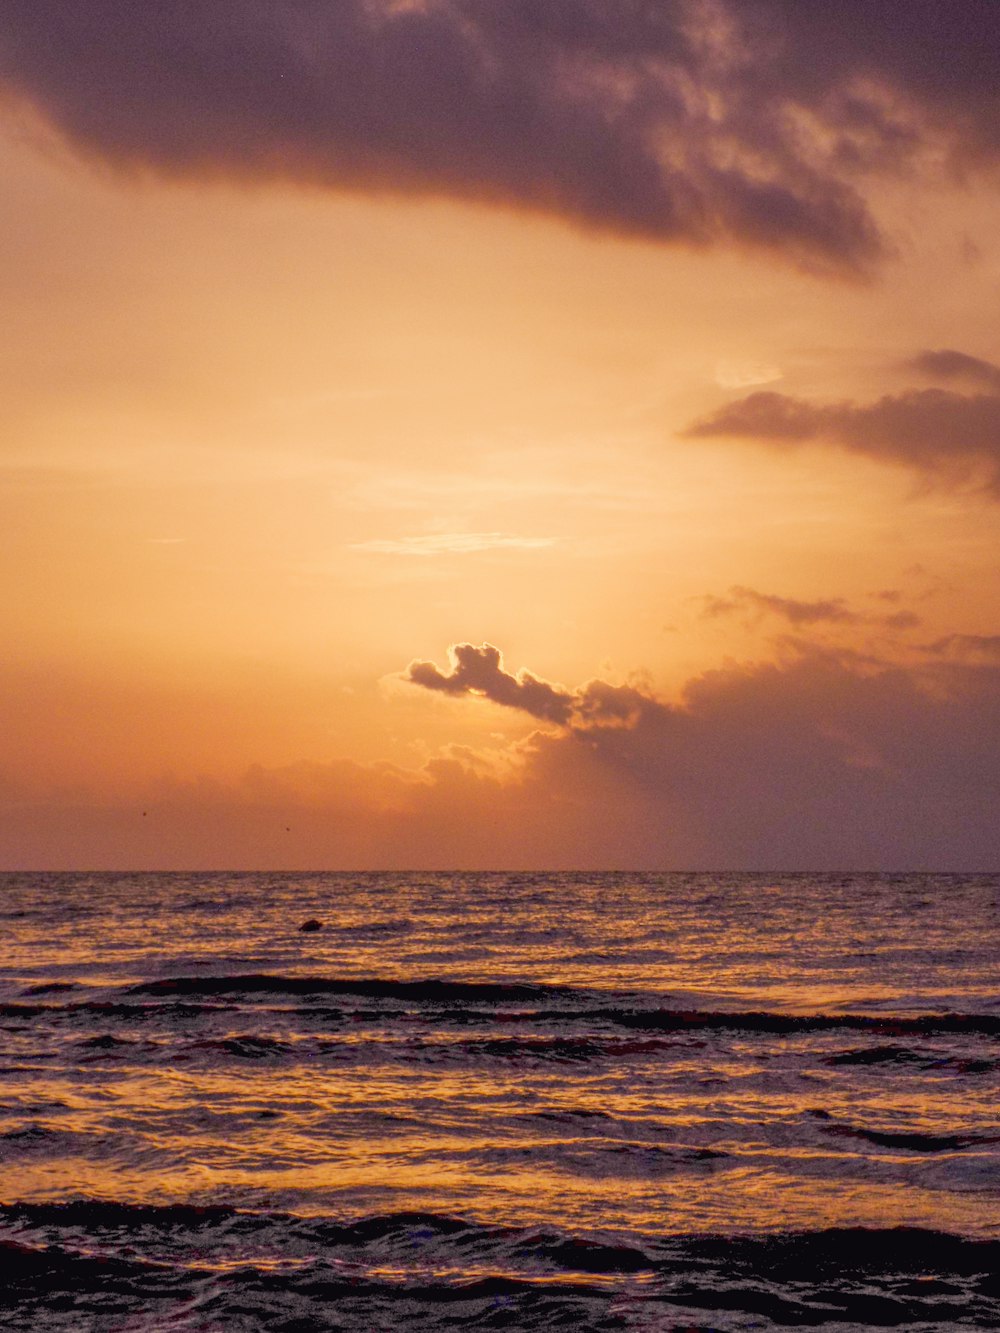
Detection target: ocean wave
<box><xmin>605</xmin><ymin>1007</ymin><xmax>1000</xmax><ymax>1036</ymax></box>
<box><xmin>4</xmin><ymin>974</ymin><xmax>979</xmax><ymax>1038</ymax></box>
<box><xmin>822</xmin><ymin>1119</ymin><xmax>1000</xmax><ymax>1154</ymax></box>
<box><xmin>126</xmin><ymin>974</ymin><xmax>574</xmax><ymax>1003</ymax></box>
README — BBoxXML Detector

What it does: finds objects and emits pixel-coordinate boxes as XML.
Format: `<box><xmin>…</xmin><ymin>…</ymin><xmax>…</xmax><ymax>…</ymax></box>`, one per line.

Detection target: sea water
<box><xmin>1</xmin><ymin>871</ymin><xmax>998</xmax><ymax>1329</ymax></box>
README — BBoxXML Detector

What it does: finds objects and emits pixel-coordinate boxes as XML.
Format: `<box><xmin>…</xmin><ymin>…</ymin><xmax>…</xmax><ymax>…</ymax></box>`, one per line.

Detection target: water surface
<box><xmin>1</xmin><ymin>871</ymin><xmax>997</xmax><ymax>1328</ymax></box>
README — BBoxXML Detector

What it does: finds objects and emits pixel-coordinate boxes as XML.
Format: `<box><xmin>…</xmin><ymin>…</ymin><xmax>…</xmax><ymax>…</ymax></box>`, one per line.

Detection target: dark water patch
<box><xmin>604</xmin><ymin>1007</ymin><xmax>1000</xmax><ymax>1037</ymax></box>
<box><xmin>825</xmin><ymin>1044</ymin><xmax>931</xmax><ymax>1067</ymax></box>
<box><xmin>193</xmin><ymin>1271</ymin><xmax>624</xmax><ymax>1333</ymax></box>
<box><xmin>0</xmin><ymin>1004</ymin><xmax>53</xmax><ymax>1021</ymax></box>
<box><xmin>824</xmin><ymin>1121</ymin><xmax>999</xmax><ymax>1153</ymax></box>
<box><xmin>2</xmin><ymin>1205</ymin><xmax>999</xmax><ymax>1329</ymax></box>
<box><xmin>75</xmin><ymin>1033</ymin><xmax>136</xmax><ymax>1051</ymax></box>
<box><xmin>825</xmin><ymin>1044</ymin><xmax>1000</xmax><ymax>1077</ymax></box>
<box><xmin>516</xmin><ymin>1232</ymin><xmax>653</xmax><ymax>1274</ymax></box>
<box><xmin>323</xmin><ymin>1210</ymin><xmax>474</xmax><ymax>1245</ymax></box>
<box><xmin>942</xmin><ymin>1056</ymin><xmax>999</xmax><ymax>1074</ymax></box>
<box><xmin>2</xmin><ymin>1220</ymin><xmax>997</xmax><ymax>1330</ymax></box>
<box><xmin>75</xmin><ymin>1000</ymin><xmax>228</xmax><ymax>1021</ymax></box>
<box><xmin>683</xmin><ymin>1225</ymin><xmax>1000</xmax><ymax>1280</ymax></box>
<box><xmin>0</xmin><ymin>1236</ymin><xmax>188</xmax><ymax>1289</ymax></box>
<box><xmin>187</xmin><ymin>1034</ymin><xmax>292</xmax><ymax>1061</ymax></box>
<box><xmin>651</xmin><ymin>1227</ymin><xmax>1000</xmax><ymax>1327</ymax></box>
<box><xmin>528</xmin><ymin>1107</ymin><xmax>617</xmax><ymax>1125</ymax></box>
<box><xmin>459</xmin><ymin>1034</ymin><xmax>687</xmax><ymax>1063</ymax></box>
<box><xmin>462</xmin><ymin>1036</ymin><xmax>605</xmax><ymax>1063</ymax></box>
<box><xmin>1</xmin><ymin>1200</ymin><xmax>245</xmax><ymax>1230</ymax></box>
<box><xmin>289</xmin><ymin>1004</ymin><xmax>349</xmax><ymax>1023</ymax></box>
<box><xmin>479</xmin><ymin>1140</ymin><xmax>728</xmax><ymax>1179</ymax></box>
<box><xmin>0</xmin><ymin>1124</ymin><xmax>87</xmax><ymax>1158</ymax></box>
<box><xmin>1</xmin><ymin>1124</ymin><xmax>62</xmax><ymax>1145</ymax></box>
<box><xmin>127</xmin><ymin>974</ymin><xmax>575</xmax><ymax>1004</ymax></box>
<box><xmin>21</xmin><ymin>983</ymin><xmax>77</xmax><ymax>997</ymax></box>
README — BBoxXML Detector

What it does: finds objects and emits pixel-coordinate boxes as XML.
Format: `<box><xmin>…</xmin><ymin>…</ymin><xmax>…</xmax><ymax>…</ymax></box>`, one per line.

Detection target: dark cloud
<box><xmin>906</xmin><ymin>350</ymin><xmax>1000</xmax><ymax>392</ymax></box>
<box><xmin>406</xmin><ymin>641</ymin><xmax>656</xmax><ymax>728</ymax></box>
<box><xmin>686</xmin><ymin>386</ymin><xmax>1000</xmax><ymax>492</ymax></box>
<box><xmin>742</xmin><ymin>1</ymin><xmax>1000</xmax><ymax>162</ymax></box>
<box><xmin>552</xmin><ymin>647</ymin><xmax>1000</xmax><ymax>868</ymax></box>
<box><xmin>482</xmin><ymin>641</ymin><xmax>1000</xmax><ymax>868</ymax></box>
<box><xmin>3</xmin><ymin>2</ymin><xmax>1000</xmax><ymax>273</ymax></box>
<box><xmin>396</xmin><ymin>636</ymin><xmax>1000</xmax><ymax>868</ymax></box>
<box><xmin>405</xmin><ymin>642</ymin><xmax>575</xmax><ymax>724</ymax></box>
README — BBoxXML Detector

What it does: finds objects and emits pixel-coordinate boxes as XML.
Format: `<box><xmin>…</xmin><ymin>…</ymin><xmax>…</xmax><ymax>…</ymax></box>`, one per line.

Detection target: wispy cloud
<box><xmin>923</xmin><ymin>634</ymin><xmax>1000</xmax><ymax>663</ymax></box>
<box><xmin>698</xmin><ymin>585</ymin><xmax>920</xmax><ymax>632</ymax></box>
<box><xmin>714</xmin><ymin>361</ymin><xmax>783</xmax><ymax>390</ymax></box>
<box><xmin>700</xmin><ymin>587</ymin><xmax>861</xmax><ymax>627</ymax></box>
<box><xmin>351</xmin><ymin>532</ymin><xmax>556</xmax><ymax>556</ymax></box>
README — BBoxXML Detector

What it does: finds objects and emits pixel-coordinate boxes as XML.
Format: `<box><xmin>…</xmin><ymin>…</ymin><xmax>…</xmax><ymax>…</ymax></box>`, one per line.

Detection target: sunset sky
<box><xmin>2</xmin><ymin>0</ymin><xmax>1000</xmax><ymax>869</ymax></box>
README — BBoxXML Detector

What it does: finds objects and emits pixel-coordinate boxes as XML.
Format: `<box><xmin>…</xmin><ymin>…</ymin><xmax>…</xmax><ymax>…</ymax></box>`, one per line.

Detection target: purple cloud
<box><xmin>700</xmin><ymin>586</ymin><xmax>921</xmax><ymax>632</ymax></box>
<box><xmin>405</xmin><ymin>638</ymin><xmax>1000</xmax><ymax>868</ymax></box>
<box><xmin>701</xmin><ymin>587</ymin><xmax>861</xmax><ymax>627</ymax></box>
<box><xmin>405</xmin><ymin>642</ymin><xmax>575</xmax><ymax>724</ymax></box>
<box><xmin>686</xmin><ymin>386</ymin><xmax>1000</xmax><ymax>492</ymax></box>
<box><xmin>906</xmin><ymin>350</ymin><xmax>1000</xmax><ymax>392</ymax></box>
<box><xmin>4</xmin><ymin>2</ymin><xmax>1000</xmax><ymax>273</ymax></box>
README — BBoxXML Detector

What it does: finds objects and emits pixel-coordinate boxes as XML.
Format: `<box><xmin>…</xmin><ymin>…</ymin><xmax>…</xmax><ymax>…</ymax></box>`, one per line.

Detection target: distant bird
<box><xmin>298</xmin><ymin>919</ymin><xmax>323</xmax><ymax>933</ymax></box>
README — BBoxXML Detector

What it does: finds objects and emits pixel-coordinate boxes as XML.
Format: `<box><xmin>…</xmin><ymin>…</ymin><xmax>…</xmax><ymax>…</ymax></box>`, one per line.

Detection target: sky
<box><xmin>2</xmin><ymin>0</ymin><xmax>1000</xmax><ymax>870</ymax></box>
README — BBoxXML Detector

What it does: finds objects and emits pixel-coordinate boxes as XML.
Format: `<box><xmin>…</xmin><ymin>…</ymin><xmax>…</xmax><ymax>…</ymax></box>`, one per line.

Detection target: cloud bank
<box><xmin>3</xmin><ymin>2</ymin><xmax>1000</xmax><ymax>273</ymax></box>
<box><xmin>9</xmin><ymin>638</ymin><xmax>999</xmax><ymax>870</ymax></box>
<box><xmin>401</xmin><ymin>637</ymin><xmax>1000</xmax><ymax>869</ymax></box>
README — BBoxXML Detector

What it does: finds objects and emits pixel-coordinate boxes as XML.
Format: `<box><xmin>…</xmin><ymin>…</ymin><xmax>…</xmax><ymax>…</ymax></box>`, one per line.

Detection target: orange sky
<box><xmin>2</xmin><ymin>2</ymin><xmax>1000</xmax><ymax>868</ymax></box>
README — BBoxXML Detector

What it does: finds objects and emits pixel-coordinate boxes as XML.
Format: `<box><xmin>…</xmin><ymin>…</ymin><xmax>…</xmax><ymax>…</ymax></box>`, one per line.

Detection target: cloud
<box><xmin>351</xmin><ymin>532</ymin><xmax>556</xmax><ymax>556</ymax></box>
<box><xmin>714</xmin><ymin>361</ymin><xmax>784</xmax><ymax>390</ymax></box>
<box><xmin>906</xmin><ymin>349</ymin><xmax>1000</xmax><ymax>392</ymax></box>
<box><xmin>405</xmin><ymin>641</ymin><xmax>654</xmax><ymax>728</ymax></box>
<box><xmin>11</xmin><ymin>640</ymin><xmax>1000</xmax><ymax>870</ymax></box>
<box><xmin>699</xmin><ymin>585</ymin><xmax>921</xmax><ymax>632</ymax></box>
<box><xmin>426</xmin><ymin>639</ymin><xmax>1000</xmax><ymax>868</ymax></box>
<box><xmin>685</xmin><ymin>382</ymin><xmax>1000</xmax><ymax>492</ymax></box>
<box><xmin>404</xmin><ymin>636</ymin><xmax>1000</xmax><ymax>869</ymax></box>
<box><xmin>404</xmin><ymin>642</ymin><xmax>575</xmax><ymax>724</ymax></box>
<box><xmin>701</xmin><ymin>586</ymin><xmax>860</xmax><ymax>627</ymax></box>
<box><xmin>924</xmin><ymin>634</ymin><xmax>1000</xmax><ymax>664</ymax></box>
<box><xmin>4</xmin><ymin>2</ymin><xmax>1000</xmax><ymax>273</ymax></box>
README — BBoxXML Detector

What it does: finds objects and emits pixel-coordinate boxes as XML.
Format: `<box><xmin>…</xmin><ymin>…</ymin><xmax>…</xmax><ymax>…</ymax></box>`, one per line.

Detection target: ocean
<box><xmin>0</xmin><ymin>871</ymin><xmax>997</xmax><ymax>1330</ymax></box>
